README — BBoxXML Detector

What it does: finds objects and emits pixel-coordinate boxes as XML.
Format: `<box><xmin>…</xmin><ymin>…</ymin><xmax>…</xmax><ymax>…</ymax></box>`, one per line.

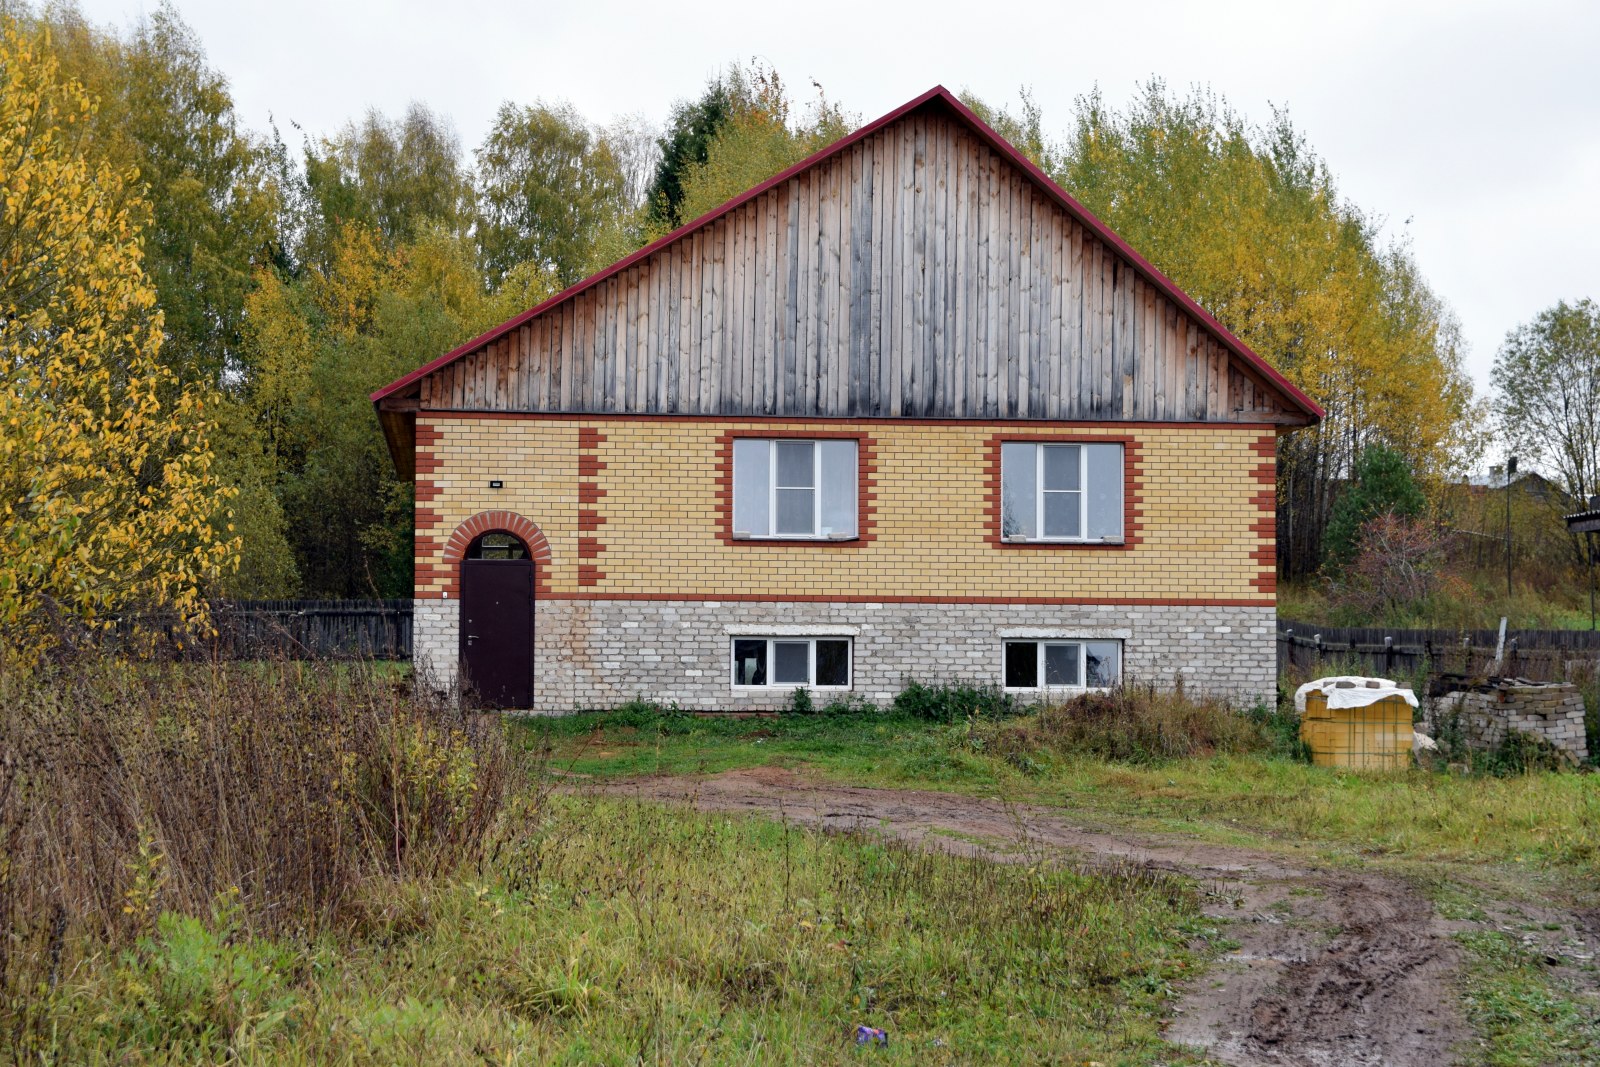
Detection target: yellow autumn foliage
<box><xmin>0</xmin><ymin>25</ymin><xmax>235</xmax><ymax>658</ymax></box>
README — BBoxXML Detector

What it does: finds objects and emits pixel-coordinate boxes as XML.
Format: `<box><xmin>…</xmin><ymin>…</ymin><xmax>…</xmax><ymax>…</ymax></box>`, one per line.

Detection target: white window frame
<box><xmin>1001</xmin><ymin>442</ymin><xmax>1123</xmax><ymax>544</ymax></box>
<box><xmin>733</xmin><ymin>439</ymin><xmax>857</xmax><ymax>541</ymax></box>
<box><xmin>729</xmin><ymin>636</ymin><xmax>854</xmax><ymax>690</ymax></box>
<box><xmin>1001</xmin><ymin>638</ymin><xmax>1122</xmax><ymax>693</ymax></box>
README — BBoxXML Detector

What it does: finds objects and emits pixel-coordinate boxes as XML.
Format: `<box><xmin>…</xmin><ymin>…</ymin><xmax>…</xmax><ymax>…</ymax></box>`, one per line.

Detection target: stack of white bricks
<box><xmin>1452</xmin><ymin>681</ymin><xmax>1590</xmax><ymax>763</ymax></box>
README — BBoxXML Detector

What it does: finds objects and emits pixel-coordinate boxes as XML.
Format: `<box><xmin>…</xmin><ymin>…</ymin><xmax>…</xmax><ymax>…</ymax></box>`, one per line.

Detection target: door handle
<box><xmin>465</xmin><ymin>634</ymin><xmax>478</xmax><ymax>645</ymax></box>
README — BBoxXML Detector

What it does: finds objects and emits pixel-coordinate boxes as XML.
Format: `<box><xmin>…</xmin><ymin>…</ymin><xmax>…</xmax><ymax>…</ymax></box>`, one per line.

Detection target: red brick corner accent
<box><xmin>714</xmin><ymin>430</ymin><xmax>878</xmax><ymax>547</ymax></box>
<box><xmin>984</xmin><ymin>434</ymin><xmax>1144</xmax><ymax>550</ymax></box>
<box><xmin>425</xmin><ymin>511</ymin><xmax>553</xmax><ymax>598</ymax></box>
<box><xmin>1251</xmin><ymin>433</ymin><xmax>1279</xmax><ymax>593</ymax></box>
<box><xmin>576</xmin><ymin>428</ymin><xmax>608</xmax><ymax>585</ymax></box>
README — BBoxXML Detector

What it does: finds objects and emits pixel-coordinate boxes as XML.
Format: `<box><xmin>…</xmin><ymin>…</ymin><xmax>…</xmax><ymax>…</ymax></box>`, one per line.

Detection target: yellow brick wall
<box><xmin>413</xmin><ymin>416</ymin><xmax>1276</xmax><ymax>603</ymax></box>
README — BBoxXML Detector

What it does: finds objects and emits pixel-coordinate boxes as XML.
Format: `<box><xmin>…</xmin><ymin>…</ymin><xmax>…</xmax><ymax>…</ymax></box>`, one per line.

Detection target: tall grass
<box><xmin>971</xmin><ymin>685</ymin><xmax>1285</xmax><ymax>767</ymax></box>
<box><xmin>0</xmin><ymin>656</ymin><xmax>528</xmax><ymax>1051</ymax></box>
<box><xmin>42</xmin><ymin>797</ymin><xmax>1204</xmax><ymax>1064</ymax></box>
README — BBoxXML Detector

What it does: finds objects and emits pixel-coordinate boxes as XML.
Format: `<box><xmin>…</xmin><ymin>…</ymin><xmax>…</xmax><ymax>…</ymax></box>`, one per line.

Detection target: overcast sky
<box><xmin>76</xmin><ymin>0</ymin><xmax>1600</xmax><ymax>416</ymax></box>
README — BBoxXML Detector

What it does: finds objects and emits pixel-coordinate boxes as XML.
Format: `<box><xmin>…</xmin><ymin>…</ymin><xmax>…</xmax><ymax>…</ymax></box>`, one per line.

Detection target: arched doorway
<box><xmin>459</xmin><ymin>530</ymin><xmax>534</xmax><ymax>708</ymax></box>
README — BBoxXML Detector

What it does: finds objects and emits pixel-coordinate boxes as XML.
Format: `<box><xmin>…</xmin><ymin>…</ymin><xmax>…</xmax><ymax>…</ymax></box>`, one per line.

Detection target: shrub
<box><xmin>785</xmin><ymin>686</ymin><xmax>814</xmax><ymax>714</ymax></box>
<box><xmin>1322</xmin><ymin>443</ymin><xmax>1427</xmax><ymax>571</ymax></box>
<box><xmin>1245</xmin><ymin>700</ymin><xmax>1313</xmax><ymax>762</ymax></box>
<box><xmin>817</xmin><ymin>693</ymin><xmax>879</xmax><ymax>716</ymax></box>
<box><xmin>0</xmin><ymin>656</ymin><xmax>531</xmax><ymax>1049</ymax></box>
<box><xmin>892</xmin><ymin>679</ymin><xmax>1022</xmax><ymax>723</ymax></box>
<box><xmin>1474</xmin><ymin>729</ymin><xmax>1571</xmax><ymax>777</ymax></box>
<box><xmin>973</xmin><ymin>685</ymin><xmax>1268</xmax><ymax>766</ymax></box>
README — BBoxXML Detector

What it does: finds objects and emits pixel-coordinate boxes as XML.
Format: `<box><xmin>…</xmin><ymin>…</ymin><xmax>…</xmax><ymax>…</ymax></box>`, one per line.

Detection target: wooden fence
<box><xmin>210</xmin><ymin>599</ymin><xmax>412</xmax><ymax>660</ymax></box>
<box><xmin>1277</xmin><ymin>618</ymin><xmax>1600</xmax><ymax>685</ymax></box>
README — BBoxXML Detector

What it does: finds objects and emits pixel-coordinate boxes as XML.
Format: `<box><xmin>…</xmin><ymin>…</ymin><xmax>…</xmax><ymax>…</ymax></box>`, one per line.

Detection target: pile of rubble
<box><xmin>1435</xmin><ymin>679</ymin><xmax>1589</xmax><ymax>764</ymax></box>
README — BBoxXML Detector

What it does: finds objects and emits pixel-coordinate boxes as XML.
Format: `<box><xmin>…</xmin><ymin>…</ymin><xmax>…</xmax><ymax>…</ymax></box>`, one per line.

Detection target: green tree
<box><xmin>671</xmin><ymin>64</ymin><xmax>851</xmax><ymax>225</ymax></box>
<box><xmin>474</xmin><ymin>100</ymin><xmax>626</xmax><ymax>286</ymax></box>
<box><xmin>1322</xmin><ymin>444</ymin><xmax>1428</xmax><ymax>570</ymax></box>
<box><xmin>30</xmin><ymin>1</ymin><xmax>282</xmax><ymax>384</ymax></box>
<box><xmin>302</xmin><ymin>102</ymin><xmax>472</xmax><ymax>263</ymax></box>
<box><xmin>244</xmin><ymin>224</ymin><xmax>549</xmax><ymax>597</ymax></box>
<box><xmin>646</xmin><ymin>77</ymin><xmax>734</xmax><ymax>228</ymax></box>
<box><xmin>1491</xmin><ymin>298</ymin><xmax>1600</xmax><ymax>508</ymax></box>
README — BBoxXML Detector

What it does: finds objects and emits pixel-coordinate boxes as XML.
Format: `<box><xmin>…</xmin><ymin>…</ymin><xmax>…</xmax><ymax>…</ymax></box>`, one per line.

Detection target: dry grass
<box><xmin>0</xmin><ymin>656</ymin><xmax>528</xmax><ymax>1051</ymax></box>
<box><xmin>971</xmin><ymin>684</ymin><xmax>1282</xmax><ymax>767</ymax></box>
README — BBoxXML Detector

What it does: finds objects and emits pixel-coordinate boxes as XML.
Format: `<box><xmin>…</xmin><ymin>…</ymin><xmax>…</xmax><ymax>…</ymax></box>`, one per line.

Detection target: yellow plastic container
<box><xmin>1300</xmin><ymin>689</ymin><xmax>1413</xmax><ymax>771</ymax></box>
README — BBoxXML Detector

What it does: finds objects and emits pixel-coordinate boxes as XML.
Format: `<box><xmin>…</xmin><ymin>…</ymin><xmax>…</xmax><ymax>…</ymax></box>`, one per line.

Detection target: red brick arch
<box><xmin>442</xmin><ymin>511</ymin><xmax>552</xmax><ymax>597</ymax></box>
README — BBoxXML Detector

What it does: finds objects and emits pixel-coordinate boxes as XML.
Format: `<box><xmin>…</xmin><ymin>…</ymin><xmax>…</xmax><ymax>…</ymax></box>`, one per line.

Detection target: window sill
<box><xmin>731</xmin><ymin>684</ymin><xmax>854</xmax><ymax>692</ymax></box>
<box><xmin>998</xmin><ymin>536</ymin><xmax>1126</xmax><ymax>548</ymax></box>
<box><xmin>730</xmin><ymin>534</ymin><xmax>860</xmax><ymax>543</ymax></box>
<box><xmin>1004</xmin><ymin>686</ymin><xmax>1116</xmax><ymax>695</ymax></box>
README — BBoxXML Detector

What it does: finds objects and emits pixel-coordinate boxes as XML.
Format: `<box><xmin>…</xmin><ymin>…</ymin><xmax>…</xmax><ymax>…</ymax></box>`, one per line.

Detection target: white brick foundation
<box><xmin>413</xmin><ymin>598</ymin><xmax>1276</xmax><ymax>712</ymax></box>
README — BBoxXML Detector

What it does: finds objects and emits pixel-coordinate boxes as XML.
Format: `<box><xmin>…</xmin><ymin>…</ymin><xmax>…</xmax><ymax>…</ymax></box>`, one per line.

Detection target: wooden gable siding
<box><xmin>422</xmin><ymin>110</ymin><xmax>1294</xmax><ymax>422</ymax></box>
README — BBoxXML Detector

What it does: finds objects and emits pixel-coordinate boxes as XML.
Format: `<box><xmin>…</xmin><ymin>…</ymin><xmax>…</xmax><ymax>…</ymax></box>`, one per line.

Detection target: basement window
<box><xmin>731</xmin><ymin>637</ymin><xmax>852</xmax><ymax>689</ymax></box>
<box><xmin>1000</xmin><ymin>442</ymin><xmax>1123</xmax><ymax>542</ymax></box>
<box><xmin>732</xmin><ymin>439</ymin><xmax>857</xmax><ymax>539</ymax></box>
<box><xmin>1003</xmin><ymin>640</ymin><xmax>1121</xmax><ymax>692</ymax></box>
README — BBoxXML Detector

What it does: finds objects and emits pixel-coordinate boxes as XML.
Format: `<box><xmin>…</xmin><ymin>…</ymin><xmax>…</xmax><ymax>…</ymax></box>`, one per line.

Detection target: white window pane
<box><xmin>818</xmin><ymin>440</ymin><xmax>857</xmax><ymax>537</ymax></box>
<box><xmin>732</xmin><ymin>639</ymin><xmax>766</xmax><ymax>685</ymax></box>
<box><xmin>1042</xmin><ymin>445</ymin><xmax>1081</xmax><ymax>491</ymax></box>
<box><xmin>1044</xmin><ymin>643</ymin><xmax>1081</xmax><ymax>686</ymax></box>
<box><xmin>732</xmin><ymin>439</ymin><xmax>770</xmax><ymax>537</ymax></box>
<box><xmin>1043</xmin><ymin>492</ymin><xmax>1081</xmax><ymax>538</ymax></box>
<box><xmin>775</xmin><ymin>441</ymin><xmax>814</xmax><ymax>487</ymax></box>
<box><xmin>1085</xmin><ymin>641</ymin><xmax>1121</xmax><ymax>687</ymax></box>
<box><xmin>815</xmin><ymin>640</ymin><xmax>849</xmax><ymax>686</ymax></box>
<box><xmin>1086</xmin><ymin>444</ymin><xmax>1123</xmax><ymax>541</ymax></box>
<box><xmin>1001</xmin><ymin>443</ymin><xmax>1036</xmax><ymax>538</ymax></box>
<box><xmin>775</xmin><ymin>488</ymin><xmax>815</xmax><ymax>535</ymax></box>
<box><xmin>1005</xmin><ymin>642</ymin><xmax>1037</xmax><ymax>688</ymax></box>
<box><xmin>773</xmin><ymin>641</ymin><xmax>809</xmax><ymax>684</ymax></box>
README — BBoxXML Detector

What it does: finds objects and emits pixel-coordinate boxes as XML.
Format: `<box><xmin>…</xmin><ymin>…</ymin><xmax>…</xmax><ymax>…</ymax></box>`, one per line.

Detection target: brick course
<box><xmin>415</xmin><ymin>599</ymin><xmax>1275</xmax><ymax>711</ymax></box>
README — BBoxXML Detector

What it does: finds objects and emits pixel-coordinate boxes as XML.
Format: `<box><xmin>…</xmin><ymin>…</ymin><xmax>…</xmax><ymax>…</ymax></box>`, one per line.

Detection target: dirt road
<box><xmin>591</xmin><ymin>766</ymin><xmax>1472</xmax><ymax>1067</ymax></box>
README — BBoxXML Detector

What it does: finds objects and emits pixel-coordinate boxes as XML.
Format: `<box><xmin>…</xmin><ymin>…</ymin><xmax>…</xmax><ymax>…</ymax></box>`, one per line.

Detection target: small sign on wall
<box><xmin>488</xmin><ymin>480</ymin><xmax>504</xmax><ymax>489</ymax></box>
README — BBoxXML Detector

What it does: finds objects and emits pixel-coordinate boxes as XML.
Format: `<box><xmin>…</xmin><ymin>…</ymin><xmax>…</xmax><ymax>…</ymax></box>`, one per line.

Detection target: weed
<box><xmin>0</xmin><ymin>656</ymin><xmax>533</xmax><ymax>1051</ymax></box>
<box><xmin>1456</xmin><ymin>929</ymin><xmax>1600</xmax><ymax>1065</ymax></box>
<box><xmin>892</xmin><ymin>679</ymin><xmax>1021</xmax><ymax>723</ymax></box>
<box><xmin>974</xmin><ymin>685</ymin><xmax>1270</xmax><ymax>766</ymax></box>
<box><xmin>785</xmin><ymin>686</ymin><xmax>814</xmax><ymax>715</ymax></box>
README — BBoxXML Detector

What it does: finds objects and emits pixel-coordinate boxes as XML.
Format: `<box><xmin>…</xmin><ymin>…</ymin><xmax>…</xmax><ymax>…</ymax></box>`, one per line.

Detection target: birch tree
<box><xmin>1492</xmin><ymin>298</ymin><xmax>1600</xmax><ymax>508</ymax></box>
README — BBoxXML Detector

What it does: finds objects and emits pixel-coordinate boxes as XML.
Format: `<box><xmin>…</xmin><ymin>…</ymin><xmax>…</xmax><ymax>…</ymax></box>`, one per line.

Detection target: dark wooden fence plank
<box><xmin>210</xmin><ymin>599</ymin><xmax>412</xmax><ymax>660</ymax></box>
<box><xmin>1277</xmin><ymin>617</ymin><xmax>1600</xmax><ymax>683</ymax></box>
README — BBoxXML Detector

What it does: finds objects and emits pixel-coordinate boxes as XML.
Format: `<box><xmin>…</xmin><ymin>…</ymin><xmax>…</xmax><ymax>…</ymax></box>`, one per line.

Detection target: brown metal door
<box><xmin>459</xmin><ymin>559</ymin><xmax>534</xmax><ymax>709</ymax></box>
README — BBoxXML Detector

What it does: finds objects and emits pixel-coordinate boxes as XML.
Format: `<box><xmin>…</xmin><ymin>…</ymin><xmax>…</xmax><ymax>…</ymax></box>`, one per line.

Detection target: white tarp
<box><xmin>1294</xmin><ymin>676</ymin><xmax>1420</xmax><ymax>714</ymax></box>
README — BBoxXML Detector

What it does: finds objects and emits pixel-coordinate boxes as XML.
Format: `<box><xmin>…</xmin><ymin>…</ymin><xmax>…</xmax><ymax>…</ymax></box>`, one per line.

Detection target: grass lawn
<box><xmin>43</xmin><ymin>795</ymin><xmax>1208</xmax><ymax>1065</ymax></box>
<box><xmin>13</xmin><ymin>660</ymin><xmax>1598</xmax><ymax>1065</ymax></box>
<box><xmin>523</xmin><ymin>709</ymin><xmax>1600</xmax><ymax>875</ymax></box>
<box><xmin>521</xmin><ymin>706</ymin><xmax>1600</xmax><ymax>1065</ymax></box>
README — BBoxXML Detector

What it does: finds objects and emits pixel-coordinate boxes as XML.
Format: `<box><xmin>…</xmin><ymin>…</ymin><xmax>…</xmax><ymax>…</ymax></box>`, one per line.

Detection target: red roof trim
<box><xmin>371</xmin><ymin>86</ymin><xmax>1322</xmax><ymax>420</ymax></box>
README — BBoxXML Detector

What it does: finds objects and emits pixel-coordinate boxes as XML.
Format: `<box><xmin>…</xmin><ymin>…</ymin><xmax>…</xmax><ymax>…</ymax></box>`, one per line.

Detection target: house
<box><xmin>372</xmin><ymin>86</ymin><xmax>1322</xmax><ymax>711</ymax></box>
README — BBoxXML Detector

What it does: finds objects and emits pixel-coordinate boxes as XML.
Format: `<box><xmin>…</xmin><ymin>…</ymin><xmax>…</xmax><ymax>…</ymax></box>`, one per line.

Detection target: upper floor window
<box><xmin>1000</xmin><ymin>442</ymin><xmax>1123</xmax><ymax>543</ymax></box>
<box><xmin>732</xmin><ymin>439</ymin><xmax>858</xmax><ymax>540</ymax></box>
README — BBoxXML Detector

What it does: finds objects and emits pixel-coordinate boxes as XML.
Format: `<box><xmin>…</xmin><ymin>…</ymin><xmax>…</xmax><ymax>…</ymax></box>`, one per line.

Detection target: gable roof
<box><xmin>371</xmin><ymin>86</ymin><xmax>1322</xmax><ymax>421</ymax></box>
